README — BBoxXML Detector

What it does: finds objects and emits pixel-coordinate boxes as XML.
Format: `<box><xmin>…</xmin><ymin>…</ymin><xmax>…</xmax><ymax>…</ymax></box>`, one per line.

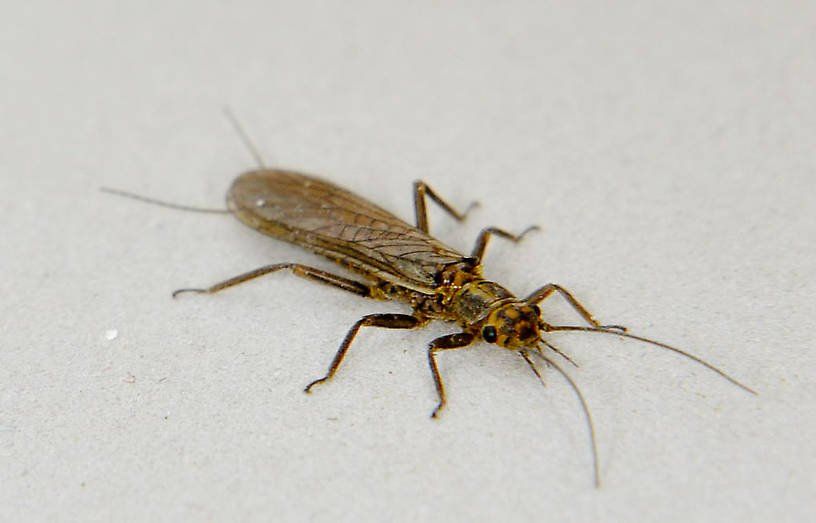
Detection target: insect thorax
<box><xmin>452</xmin><ymin>280</ymin><xmax>517</xmax><ymax>327</ymax></box>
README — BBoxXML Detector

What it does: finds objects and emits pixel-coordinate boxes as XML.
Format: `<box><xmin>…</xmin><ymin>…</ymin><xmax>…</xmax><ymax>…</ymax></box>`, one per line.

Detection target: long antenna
<box><xmin>522</xmin><ymin>349</ymin><xmax>600</xmax><ymax>487</ymax></box>
<box><xmin>223</xmin><ymin>106</ymin><xmax>266</xmax><ymax>168</ymax></box>
<box><xmin>546</xmin><ymin>325</ymin><xmax>757</xmax><ymax>395</ymax></box>
<box><xmin>99</xmin><ymin>187</ymin><xmax>230</xmax><ymax>214</ymax></box>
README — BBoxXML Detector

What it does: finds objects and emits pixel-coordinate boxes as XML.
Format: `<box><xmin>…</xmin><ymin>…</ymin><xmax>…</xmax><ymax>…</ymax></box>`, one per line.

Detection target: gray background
<box><xmin>2</xmin><ymin>1</ymin><xmax>814</xmax><ymax>521</ymax></box>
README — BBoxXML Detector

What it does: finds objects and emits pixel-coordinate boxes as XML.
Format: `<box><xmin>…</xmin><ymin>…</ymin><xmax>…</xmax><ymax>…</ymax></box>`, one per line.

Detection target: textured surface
<box><xmin>1</xmin><ymin>1</ymin><xmax>814</xmax><ymax>522</ymax></box>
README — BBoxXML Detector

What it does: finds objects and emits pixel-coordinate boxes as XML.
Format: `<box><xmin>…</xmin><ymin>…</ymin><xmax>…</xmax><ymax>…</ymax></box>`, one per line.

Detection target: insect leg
<box><xmin>524</xmin><ymin>284</ymin><xmax>626</xmax><ymax>331</ymax></box>
<box><xmin>172</xmin><ymin>263</ymin><xmax>373</xmax><ymax>298</ymax></box>
<box><xmin>304</xmin><ymin>313</ymin><xmax>427</xmax><ymax>392</ymax></box>
<box><xmin>469</xmin><ymin>225</ymin><xmax>540</xmax><ymax>263</ymax></box>
<box><xmin>427</xmin><ymin>332</ymin><xmax>476</xmax><ymax>418</ymax></box>
<box><xmin>413</xmin><ymin>181</ymin><xmax>479</xmax><ymax>233</ymax></box>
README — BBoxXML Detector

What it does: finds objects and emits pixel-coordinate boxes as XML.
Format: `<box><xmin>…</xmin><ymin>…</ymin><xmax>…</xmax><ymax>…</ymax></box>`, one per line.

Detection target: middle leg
<box><xmin>304</xmin><ymin>313</ymin><xmax>427</xmax><ymax>392</ymax></box>
<box><xmin>427</xmin><ymin>332</ymin><xmax>476</xmax><ymax>418</ymax></box>
<box><xmin>469</xmin><ymin>225</ymin><xmax>540</xmax><ymax>263</ymax></box>
<box><xmin>413</xmin><ymin>180</ymin><xmax>479</xmax><ymax>233</ymax></box>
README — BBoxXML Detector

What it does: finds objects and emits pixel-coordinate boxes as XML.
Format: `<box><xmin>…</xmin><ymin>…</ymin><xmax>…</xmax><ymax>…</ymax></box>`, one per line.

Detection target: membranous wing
<box><xmin>227</xmin><ymin>170</ymin><xmax>468</xmax><ymax>291</ymax></box>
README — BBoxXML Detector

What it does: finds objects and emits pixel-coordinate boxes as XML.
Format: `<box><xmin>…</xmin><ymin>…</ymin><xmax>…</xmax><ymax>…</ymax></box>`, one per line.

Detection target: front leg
<box><xmin>523</xmin><ymin>284</ymin><xmax>626</xmax><ymax>332</ymax></box>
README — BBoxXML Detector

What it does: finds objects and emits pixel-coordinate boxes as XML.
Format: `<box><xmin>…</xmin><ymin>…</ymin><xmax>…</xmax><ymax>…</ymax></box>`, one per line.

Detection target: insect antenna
<box><xmin>521</xmin><ymin>349</ymin><xmax>600</xmax><ymax>487</ymax></box>
<box><xmin>546</xmin><ymin>325</ymin><xmax>757</xmax><ymax>395</ymax></box>
<box><xmin>99</xmin><ymin>187</ymin><xmax>230</xmax><ymax>214</ymax></box>
<box><xmin>222</xmin><ymin>106</ymin><xmax>266</xmax><ymax>169</ymax></box>
<box><xmin>102</xmin><ymin>108</ymin><xmax>266</xmax><ymax>213</ymax></box>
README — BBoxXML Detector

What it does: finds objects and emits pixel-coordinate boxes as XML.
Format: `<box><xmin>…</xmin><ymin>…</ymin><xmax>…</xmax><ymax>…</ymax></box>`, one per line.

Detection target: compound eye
<box><xmin>531</xmin><ymin>304</ymin><xmax>541</xmax><ymax>316</ymax></box>
<box><xmin>482</xmin><ymin>325</ymin><xmax>498</xmax><ymax>343</ymax></box>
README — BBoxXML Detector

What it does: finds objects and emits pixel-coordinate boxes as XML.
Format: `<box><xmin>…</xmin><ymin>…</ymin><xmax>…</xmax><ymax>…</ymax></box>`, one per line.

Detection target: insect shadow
<box><xmin>102</xmin><ymin>110</ymin><xmax>756</xmax><ymax>487</ymax></box>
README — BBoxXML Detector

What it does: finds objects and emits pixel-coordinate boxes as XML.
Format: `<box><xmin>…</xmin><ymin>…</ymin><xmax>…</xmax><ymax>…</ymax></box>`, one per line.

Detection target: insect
<box><xmin>103</xmin><ymin>113</ymin><xmax>756</xmax><ymax>486</ymax></box>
